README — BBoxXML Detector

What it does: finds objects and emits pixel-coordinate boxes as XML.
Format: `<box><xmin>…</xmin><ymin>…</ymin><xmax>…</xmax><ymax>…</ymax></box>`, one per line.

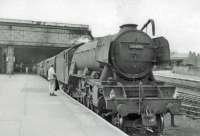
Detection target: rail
<box><xmin>177</xmin><ymin>91</ymin><xmax>200</xmax><ymax>119</ymax></box>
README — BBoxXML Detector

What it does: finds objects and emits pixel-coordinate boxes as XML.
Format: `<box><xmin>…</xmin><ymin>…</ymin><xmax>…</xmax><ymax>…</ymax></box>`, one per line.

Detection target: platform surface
<box><xmin>0</xmin><ymin>74</ymin><xmax>127</xmax><ymax>136</ymax></box>
<box><xmin>154</xmin><ymin>70</ymin><xmax>200</xmax><ymax>82</ymax></box>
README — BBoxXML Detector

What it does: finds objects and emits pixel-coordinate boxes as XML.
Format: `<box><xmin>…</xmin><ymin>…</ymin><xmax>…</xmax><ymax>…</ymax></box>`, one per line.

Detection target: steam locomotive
<box><xmin>37</xmin><ymin>20</ymin><xmax>181</xmax><ymax>135</ymax></box>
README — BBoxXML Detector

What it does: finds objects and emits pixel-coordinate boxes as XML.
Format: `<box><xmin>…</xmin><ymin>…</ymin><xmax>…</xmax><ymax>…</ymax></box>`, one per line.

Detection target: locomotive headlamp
<box><xmin>109</xmin><ymin>89</ymin><xmax>116</xmax><ymax>99</ymax></box>
<box><xmin>142</xmin><ymin>113</ymin><xmax>156</xmax><ymax>127</ymax></box>
<box><xmin>98</xmin><ymin>88</ymin><xmax>103</xmax><ymax>95</ymax></box>
<box><xmin>142</xmin><ymin>107</ymin><xmax>156</xmax><ymax>126</ymax></box>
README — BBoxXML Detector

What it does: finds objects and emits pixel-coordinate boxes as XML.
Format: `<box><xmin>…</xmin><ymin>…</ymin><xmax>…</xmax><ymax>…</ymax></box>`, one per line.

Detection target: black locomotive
<box><xmin>37</xmin><ymin>19</ymin><xmax>181</xmax><ymax>135</ymax></box>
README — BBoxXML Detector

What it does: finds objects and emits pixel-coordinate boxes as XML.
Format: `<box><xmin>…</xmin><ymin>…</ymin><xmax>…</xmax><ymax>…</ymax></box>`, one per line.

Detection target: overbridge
<box><xmin>0</xmin><ymin>18</ymin><xmax>92</xmax><ymax>73</ymax></box>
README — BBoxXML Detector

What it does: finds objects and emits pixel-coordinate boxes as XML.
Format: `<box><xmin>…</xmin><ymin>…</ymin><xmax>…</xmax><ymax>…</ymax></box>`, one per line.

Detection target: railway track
<box><xmin>177</xmin><ymin>91</ymin><xmax>200</xmax><ymax>119</ymax></box>
<box><xmin>154</xmin><ymin>71</ymin><xmax>200</xmax><ymax>119</ymax></box>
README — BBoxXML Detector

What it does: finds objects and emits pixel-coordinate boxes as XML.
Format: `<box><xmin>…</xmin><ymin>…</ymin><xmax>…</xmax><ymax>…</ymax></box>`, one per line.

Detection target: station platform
<box><xmin>0</xmin><ymin>74</ymin><xmax>127</xmax><ymax>136</ymax></box>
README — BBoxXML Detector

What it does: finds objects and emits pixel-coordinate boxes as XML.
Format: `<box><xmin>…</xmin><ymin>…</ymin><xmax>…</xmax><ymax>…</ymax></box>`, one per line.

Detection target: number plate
<box><xmin>129</xmin><ymin>44</ymin><xmax>144</xmax><ymax>49</ymax></box>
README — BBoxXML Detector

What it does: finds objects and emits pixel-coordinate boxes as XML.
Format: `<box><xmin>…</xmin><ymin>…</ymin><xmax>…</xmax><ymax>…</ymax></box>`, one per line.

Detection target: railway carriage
<box><xmin>55</xmin><ymin>50</ymin><xmax>66</xmax><ymax>84</ymax></box>
<box><xmin>36</xmin><ymin>62</ymin><xmax>41</xmax><ymax>75</ymax></box>
<box><xmin>38</xmin><ymin>60</ymin><xmax>45</xmax><ymax>77</ymax></box>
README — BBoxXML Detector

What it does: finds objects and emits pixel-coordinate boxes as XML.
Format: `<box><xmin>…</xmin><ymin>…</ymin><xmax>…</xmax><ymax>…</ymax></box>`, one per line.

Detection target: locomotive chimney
<box><xmin>119</xmin><ymin>24</ymin><xmax>138</xmax><ymax>33</ymax></box>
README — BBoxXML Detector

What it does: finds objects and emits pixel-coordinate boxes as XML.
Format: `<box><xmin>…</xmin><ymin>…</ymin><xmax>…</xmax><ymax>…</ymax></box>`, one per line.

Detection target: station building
<box><xmin>0</xmin><ymin>18</ymin><xmax>92</xmax><ymax>74</ymax></box>
<box><xmin>170</xmin><ymin>52</ymin><xmax>188</xmax><ymax>66</ymax></box>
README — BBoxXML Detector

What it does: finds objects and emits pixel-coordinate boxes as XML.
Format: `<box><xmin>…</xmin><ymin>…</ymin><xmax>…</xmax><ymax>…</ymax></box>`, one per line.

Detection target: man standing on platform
<box><xmin>48</xmin><ymin>64</ymin><xmax>57</xmax><ymax>96</ymax></box>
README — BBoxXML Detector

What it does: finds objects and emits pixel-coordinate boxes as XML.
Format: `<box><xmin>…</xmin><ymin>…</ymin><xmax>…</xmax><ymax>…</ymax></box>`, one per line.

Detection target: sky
<box><xmin>0</xmin><ymin>0</ymin><xmax>200</xmax><ymax>53</ymax></box>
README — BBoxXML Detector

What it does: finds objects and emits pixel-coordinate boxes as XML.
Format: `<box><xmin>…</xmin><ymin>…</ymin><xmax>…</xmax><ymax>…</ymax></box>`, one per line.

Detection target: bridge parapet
<box><xmin>0</xmin><ymin>18</ymin><xmax>92</xmax><ymax>47</ymax></box>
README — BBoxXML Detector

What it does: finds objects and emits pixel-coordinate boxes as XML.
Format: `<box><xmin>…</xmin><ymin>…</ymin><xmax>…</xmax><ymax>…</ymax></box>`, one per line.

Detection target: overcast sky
<box><xmin>0</xmin><ymin>0</ymin><xmax>200</xmax><ymax>53</ymax></box>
